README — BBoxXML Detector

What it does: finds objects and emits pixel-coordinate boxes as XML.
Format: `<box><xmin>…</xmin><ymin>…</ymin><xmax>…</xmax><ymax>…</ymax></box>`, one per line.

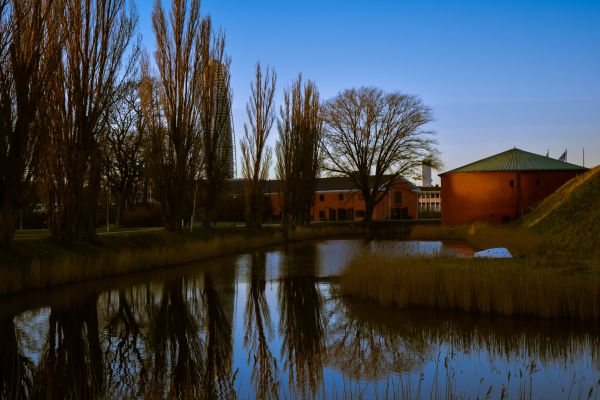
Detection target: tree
<box><xmin>322</xmin><ymin>87</ymin><xmax>438</xmax><ymax>225</ymax></box>
<box><xmin>0</xmin><ymin>0</ymin><xmax>61</xmax><ymax>246</ymax></box>
<box><xmin>147</xmin><ymin>0</ymin><xmax>207</xmax><ymax>231</ymax></box>
<box><xmin>241</xmin><ymin>62</ymin><xmax>276</xmax><ymax>228</ymax></box>
<box><xmin>42</xmin><ymin>0</ymin><xmax>138</xmax><ymax>245</ymax></box>
<box><xmin>198</xmin><ymin>20</ymin><xmax>233</xmax><ymax>227</ymax></box>
<box><xmin>276</xmin><ymin>75</ymin><xmax>322</xmax><ymax>227</ymax></box>
<box><xmin>101</xmin><ymin>80</ymin><xmax>145</xmax><ymax>228</ymax></box>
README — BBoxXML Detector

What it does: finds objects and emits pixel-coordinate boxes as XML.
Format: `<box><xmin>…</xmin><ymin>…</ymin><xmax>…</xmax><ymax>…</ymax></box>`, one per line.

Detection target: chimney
<box><xmin>422</xmin><ymin>161</ymin><xmax>432</xmax><ymax>187</ymax></box>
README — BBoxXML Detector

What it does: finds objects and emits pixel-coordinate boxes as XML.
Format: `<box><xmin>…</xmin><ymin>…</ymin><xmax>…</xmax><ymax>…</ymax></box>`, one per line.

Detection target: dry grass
<box><xmin>410</xmin><ymin>223</ymin><xmax>547</xmax><ymax>256</ymax></box>
<box><xmin>341</xmin><ymin>253</ymin><xmax>600</xmax><ymax>320</ymax></box>
<box><xmin>0</xmin><ymin>224</ymin><xmax>365</xmax><ymax>296</ymax></box>
<box><xmin>522</xmin><ymin>165</ymin><xmax>600</xmax><ymax>256</ymax></box>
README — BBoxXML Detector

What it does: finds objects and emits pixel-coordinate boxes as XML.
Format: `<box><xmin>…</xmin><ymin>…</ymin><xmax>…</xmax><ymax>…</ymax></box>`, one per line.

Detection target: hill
<box><xmin>522</xmin><ymin>165</ymin><xmax>600</xmax><ymax>255</ymax></box>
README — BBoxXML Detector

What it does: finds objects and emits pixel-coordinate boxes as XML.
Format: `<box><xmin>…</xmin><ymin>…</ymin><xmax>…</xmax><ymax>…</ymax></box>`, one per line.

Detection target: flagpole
<box><xmin>583</xmin><ymin>148</ymin><xmax>585</xmax><ymax>167</ymax></box>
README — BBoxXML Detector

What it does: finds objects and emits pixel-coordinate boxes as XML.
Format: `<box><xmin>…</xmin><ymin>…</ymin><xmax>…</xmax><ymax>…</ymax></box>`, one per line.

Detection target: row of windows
<box><xmin>420</xmin><ymin>202</ymin><xmax>441</xmax><ymax>212</ymax></box>
<box><xmin>420</xmin><ymin>192</ymin><xmax>440</xmax><ymax>199</ymax></box>
<box><xmin>317</xmin><ymin>191</ymin><xmax>404</xmax><ymax>203</ymax></box>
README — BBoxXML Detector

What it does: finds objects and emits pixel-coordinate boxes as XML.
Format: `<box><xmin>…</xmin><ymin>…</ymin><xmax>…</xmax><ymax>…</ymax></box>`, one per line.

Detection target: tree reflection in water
<box><xmin>31</xmin><ymin>293</ymin><xmax>103</xmax><ymax>399</ymax></box>
<box><xmin>144</xmin><ymin>279</ymin><xmax>205</xmax><ymax>398</ymax></box>
<box><xmin>2</xmin><ymin>241</ymin><xmax>599</xmax><ymax>398</ymax></box>
<box><xmin>327</xmin><ymin>298</ymin><xmax>429</xmax><ymax>381</ymax></box>
<box><xmin>243</xmin><ymin>252</ymin><xmax>279</xmax><ymax>399</ymax></box>
<box><xmin>202</xmin><ymin>271</ymin><xmax>235</xmax><ymax>399</ymax></box>
<box><xmin>102</xmin><ymin>288</ymin><xmax>147</xmax><ymax>398</ymax></box>
<box><xmin>0</xmin><ymin>316</ymin><xmax>33</xmax><ymax>399</ymax></box>
<box><xmin>278</xmin><ymin>245</ymin><xmax>325</xmax><ymax>397</ymax></box>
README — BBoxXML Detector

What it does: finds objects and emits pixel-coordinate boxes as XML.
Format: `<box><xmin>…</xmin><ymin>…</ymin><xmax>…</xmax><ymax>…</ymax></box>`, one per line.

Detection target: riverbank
<box><xmin>0</xmin><ymin>221</ymin><xmax>430</xmax><ymax>296</ymax></box>
<box><xmin>341</xmin><ymin>252</ymin><xmax>600</xmax><ymax>320</ymax></box>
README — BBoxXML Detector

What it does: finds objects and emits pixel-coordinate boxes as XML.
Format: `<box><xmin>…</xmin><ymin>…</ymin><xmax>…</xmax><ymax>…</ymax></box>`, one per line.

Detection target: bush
<box><xmin>121</xmin><ymin>204</ymin><xmax>164</xmax><ymax>228</ymax></box>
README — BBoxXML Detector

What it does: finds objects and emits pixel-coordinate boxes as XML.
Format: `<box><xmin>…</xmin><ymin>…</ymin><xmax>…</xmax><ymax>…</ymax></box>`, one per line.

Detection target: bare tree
<box><xmin>322</xmin><ymin>87</ymin><xmax>438</xmax><ymax>225</ymax></box>
<box><xmin>276</xmin><ymin>75</ymin><xmax>323</xmax><ymax>227</ymax></box>
<box><xmin>0</xmin><ymin>0</ymin><xmax>61</xmax><ymax>246</ymax></box>
<box><xmin>241</xmin><ymin>62</ymin><xmax>276</xmax><ymax>228</ymax></box>
<box><xmin>147</xmin><ymin>0</ymin><xmax>207</xmax><ymax>231</ymax></box>
<box><xmin>198</xmin><ymin>20</ymin><xmax>233</xmax><ymax>228</ymax></box>
<box><xmin>101</xmin><ymin>80</ymin><xmax>145</xmax><ymax>228</ymax></box>
<box><xmin>41</xmin><ymin>0</ymin><xmax>138</xmax><ymax>245</ymax></box>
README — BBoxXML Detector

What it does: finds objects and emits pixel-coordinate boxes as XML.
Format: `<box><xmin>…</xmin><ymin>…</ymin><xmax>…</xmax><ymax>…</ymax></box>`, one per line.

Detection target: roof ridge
<box><xmin>440</xmin><ymin>148</ymin><xmax>587</xmax><ymax>175</ymax></box>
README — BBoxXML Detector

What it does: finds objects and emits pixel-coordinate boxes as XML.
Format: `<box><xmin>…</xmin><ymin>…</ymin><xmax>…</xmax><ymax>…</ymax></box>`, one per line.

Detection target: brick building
<box><xmin>439</xmin><ymin>148</ymin><xmax>587</xmax><ymax>225</ymax></box>
<box><xmin>227</xmin><ymin>175</ymin><xmax>419</xmax><ymax>222</ymax></box>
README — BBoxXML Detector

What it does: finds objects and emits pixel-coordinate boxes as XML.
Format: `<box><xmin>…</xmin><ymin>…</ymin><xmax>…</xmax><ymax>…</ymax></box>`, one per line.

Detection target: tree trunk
<box><xmin>363</xmin><ymin>199</ymin><xmax>375</xmax><ymax>227</ymax></box>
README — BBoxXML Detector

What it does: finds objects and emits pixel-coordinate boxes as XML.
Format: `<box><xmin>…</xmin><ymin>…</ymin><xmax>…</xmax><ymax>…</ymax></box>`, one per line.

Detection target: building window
<box><xmin>535</xmin><ymin>179</ymin><xmax>541</xmax><ymax>186</ymax></box>
<box><xmin>356</xmin><ymin>210</ymin><xmax>365</xmax><ymax>217</ymax></box>
<box><xmin>319</xmin><ymin>194</ymin><xmax>325</xmax><ymax>201</ymax></box>
<box><xmin>318</xmin><ymin>210</ymin><xmax>325</xmax><ymax>220</ymax></box>
<box><xmin>509</xmin><ymin>180</ymin><xmax>515</xmax><ymax>187</ymax></box>
<box><xmin>338</xmin><ymin>194</ymin><xmax>344</xmax><ymax>201</ymax></box>
<box><xmin>394</xmin><ymin>191</ymin><xmax>402</xmax><ymax>204</ymax></box>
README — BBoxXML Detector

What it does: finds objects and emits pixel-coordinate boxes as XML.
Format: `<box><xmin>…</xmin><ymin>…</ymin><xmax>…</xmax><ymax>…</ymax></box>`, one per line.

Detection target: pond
<box><xmin>0</xmin><ymin>239</ymin><xmax>598</xmax><ymax>399</ymax></box>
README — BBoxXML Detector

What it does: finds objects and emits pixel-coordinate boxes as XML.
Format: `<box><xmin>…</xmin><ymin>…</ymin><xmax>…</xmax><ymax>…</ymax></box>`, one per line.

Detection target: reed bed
<box><xmin>341</xmin><ymin>253</ymin><xmax>600</xmax><ymax>320</ymax></box>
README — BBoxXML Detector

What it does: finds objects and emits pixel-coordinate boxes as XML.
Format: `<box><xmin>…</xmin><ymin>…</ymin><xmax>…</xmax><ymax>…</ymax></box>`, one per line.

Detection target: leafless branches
<box><xmin>41</xmin><ymin>0</ymin><xmax>139</xmax><ymax>244</ymax></box>
<box><xmin>146</xmin><ymin>0</ymin><xmax>206</xmax><ymax>231</ymax></box>
<box><xmin>101</xmin><ymin>80</ymin><xmax>145</xmax><ymax>228</ymax></box>
<box><xmin>0</xmin><ymin>0</ymin><xmax>62</xmax><ymax>246</ymax></box>
<box><xmin>241</xmin><ymin>62</ymin><xmax>276</xmax><ymax>228</ymax></box>
<box><xmin>198</xmin><ymin>19</ymin><xmax>233</xmax><ymax>227</ymax></box>
<box><xmin>322</xmin><ymin>87</ymin><xmax>438</xmax><ymax>224</ymax></box>
<box><xmin>276</xmin><ymin>75</ymin><xmax>323</xmax><ymax>227</ymax></box>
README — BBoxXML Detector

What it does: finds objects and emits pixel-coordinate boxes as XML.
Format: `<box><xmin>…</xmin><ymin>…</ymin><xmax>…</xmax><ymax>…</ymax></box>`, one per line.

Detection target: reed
<box><xmin>341</xmin><ymin>253</ymin><xmax>600</xmax><ymax>320</ymax></box>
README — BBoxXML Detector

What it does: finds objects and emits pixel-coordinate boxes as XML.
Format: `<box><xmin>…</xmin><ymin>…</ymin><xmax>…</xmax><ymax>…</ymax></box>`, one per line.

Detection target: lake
<box><xmin>1</xmin><ymin>239</ymin><xmax>598</xmax><ymax>399</ymax></box>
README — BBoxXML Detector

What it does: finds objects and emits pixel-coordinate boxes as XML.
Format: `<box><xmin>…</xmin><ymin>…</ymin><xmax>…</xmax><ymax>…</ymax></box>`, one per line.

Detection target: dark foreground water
<box><xmin>1</xmin><ymin>239</ymin><xmax>598</xmax><ymax>399</ymax></box>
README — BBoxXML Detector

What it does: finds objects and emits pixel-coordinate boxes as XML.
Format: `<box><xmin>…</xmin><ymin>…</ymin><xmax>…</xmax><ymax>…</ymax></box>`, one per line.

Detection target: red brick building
<box><xmin>440</xmin><ymin>148</ymin><xmax>587</xmax><ymax>225</ymax></box>
<box><xmin>227</xmin><ymin>176</ymin><xmax>419</xmax><ymax>222</ymax></box>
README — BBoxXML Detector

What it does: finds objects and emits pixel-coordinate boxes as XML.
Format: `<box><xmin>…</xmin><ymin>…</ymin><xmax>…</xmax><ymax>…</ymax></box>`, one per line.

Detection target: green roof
<box><xmin>440</xmin><ymin>148</ymin><xmax>588</xmax><ymax>175</ymax></box>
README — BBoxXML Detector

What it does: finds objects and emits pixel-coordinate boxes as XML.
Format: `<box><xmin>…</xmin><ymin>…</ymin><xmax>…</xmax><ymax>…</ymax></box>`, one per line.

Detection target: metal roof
<box><xmin>440</xmin><ymin>148</ymin><xmax>588</xmax><ymax>175</ymax></box>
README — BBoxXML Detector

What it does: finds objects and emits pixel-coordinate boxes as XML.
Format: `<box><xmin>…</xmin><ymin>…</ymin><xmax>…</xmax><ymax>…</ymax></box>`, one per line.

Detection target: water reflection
<box><xmin>278</xmin><ymin>244</ymin><xmax>325</xmax><ymax>398</ymax></box>
<box><xmin>0</xmin><ymin>316</ymin><xmax>33</xmax><ymax>399</ymax></box>
<box><xmin>33</xmin><ymin>293</ymin><xmax>103</xmax><ymax>399</ymax></box>
<box><xmin>1</xmin><ymin>239</ymin><xmax>598</xmax><ymax>399</ymax></box>
<box><xmin>243</xmin><ymin>252</ymin><xmax>278</xmax><ymax>399</ymax></box>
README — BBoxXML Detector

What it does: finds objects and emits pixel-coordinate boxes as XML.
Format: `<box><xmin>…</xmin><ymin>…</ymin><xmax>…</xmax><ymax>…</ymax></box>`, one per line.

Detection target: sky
<box><xmin>136</xmin><ymin>0</ymin><xmax>600</xmax><ymax>183</ymax></box>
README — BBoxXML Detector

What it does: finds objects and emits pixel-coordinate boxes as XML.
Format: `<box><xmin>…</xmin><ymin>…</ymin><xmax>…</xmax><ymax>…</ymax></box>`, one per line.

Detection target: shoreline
<box><xmin>0</xmin><ymin>221</ymin><xmax>436</xmax><ymax>296</ymax></box>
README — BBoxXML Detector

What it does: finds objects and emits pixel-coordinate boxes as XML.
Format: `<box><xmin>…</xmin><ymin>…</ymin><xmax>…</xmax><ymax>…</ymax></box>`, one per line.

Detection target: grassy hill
<box><xmin>522</xmin><ymin>165</ymin><xmax>600</xmax><ymax>255</ymax></box>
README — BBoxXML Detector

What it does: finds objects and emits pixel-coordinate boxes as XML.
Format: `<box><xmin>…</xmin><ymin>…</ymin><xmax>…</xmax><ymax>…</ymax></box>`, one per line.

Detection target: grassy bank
<box><xmin>0</xmin><ymin>223</ymin><xmax>370</xmax><ymax>296</ymax></box>
<box><xmin>341</xmin><ymin>253</ymin><xmax>600</xmax><ymax>320</ymax></box>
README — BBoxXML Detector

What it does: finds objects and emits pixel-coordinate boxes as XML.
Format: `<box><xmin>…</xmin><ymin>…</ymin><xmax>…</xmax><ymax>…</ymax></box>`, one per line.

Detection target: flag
<box><xmin>558</xmin><ymin>149</ymin><xmax>567</xmax><ymax>162</ymax></box>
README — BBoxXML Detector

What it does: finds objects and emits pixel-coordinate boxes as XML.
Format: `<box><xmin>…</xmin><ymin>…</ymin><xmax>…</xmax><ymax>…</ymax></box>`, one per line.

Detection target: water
<box><xmin>0</xmin><ymin>239</ymin><xmax>598</xmax><ymax>399</ymax></box>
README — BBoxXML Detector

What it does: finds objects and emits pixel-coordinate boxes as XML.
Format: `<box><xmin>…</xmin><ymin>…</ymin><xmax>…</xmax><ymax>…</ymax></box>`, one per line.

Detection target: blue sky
<box><xmin>137</xmin><ymin>0</ymin><xmax>600</xmax><ymax>182</ymax></box>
